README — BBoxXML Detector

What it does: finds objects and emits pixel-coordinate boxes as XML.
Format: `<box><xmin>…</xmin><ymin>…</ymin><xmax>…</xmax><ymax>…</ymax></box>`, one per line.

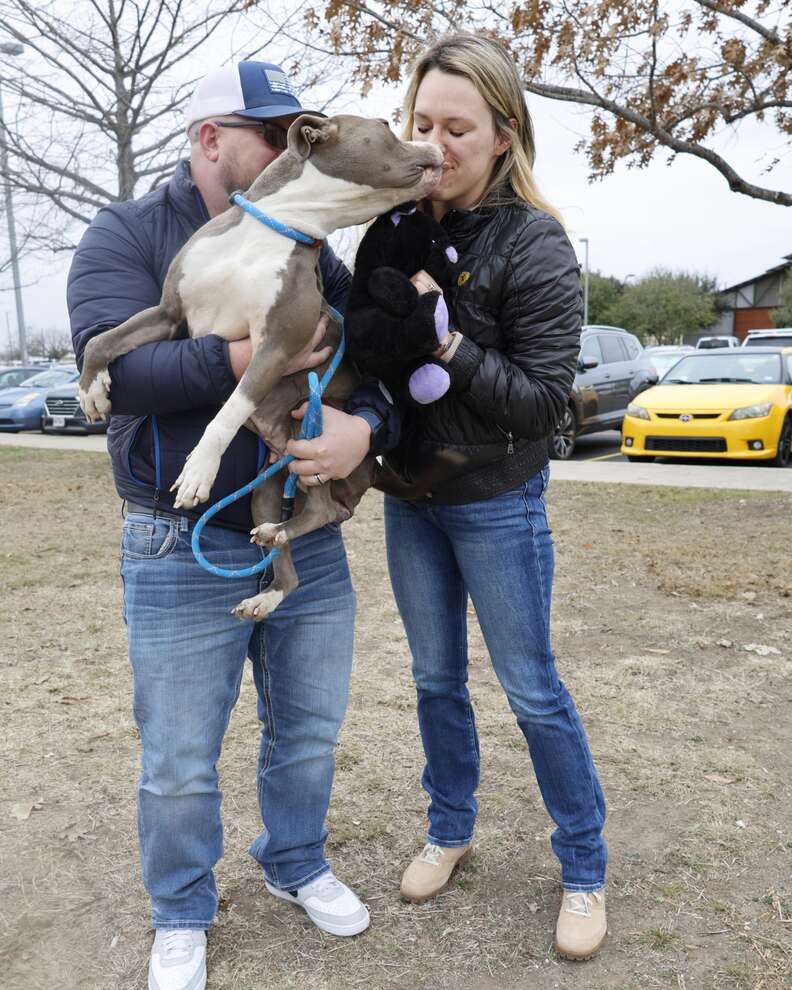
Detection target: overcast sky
<box><xmin>2</xmin><ymin>63</ymin><xmax>790</xmax><ymax>344</ymax></box>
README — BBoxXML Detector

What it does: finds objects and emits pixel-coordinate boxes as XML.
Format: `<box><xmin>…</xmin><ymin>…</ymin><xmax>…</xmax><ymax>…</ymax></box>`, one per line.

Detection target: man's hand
<box><xmin>286</xmin><ymin>404</ymin><xmax>371</xmax><ymax>483</ymax></box>
<box><xmin>228</xmin><ymin>315</ymin><xmax>334</xmax><ymax>382</ymax></box>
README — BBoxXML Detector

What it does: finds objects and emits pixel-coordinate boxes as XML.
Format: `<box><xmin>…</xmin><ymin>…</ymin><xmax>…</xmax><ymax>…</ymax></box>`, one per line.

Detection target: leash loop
<box><xmin>191</xmin><ymin>311</ymin><xmax>345</xmax><ymax>579</ymax></box>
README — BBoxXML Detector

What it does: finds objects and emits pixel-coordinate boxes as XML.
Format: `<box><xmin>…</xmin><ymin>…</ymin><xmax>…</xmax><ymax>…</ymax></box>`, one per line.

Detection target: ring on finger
<box><xmin>313</xmin><ymin>473</ymin><xmax>326</xmax><ymax>485</ymax></box>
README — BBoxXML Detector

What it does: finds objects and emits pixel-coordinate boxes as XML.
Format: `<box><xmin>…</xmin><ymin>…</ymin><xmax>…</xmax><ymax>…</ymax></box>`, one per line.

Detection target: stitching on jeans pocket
<box><xmin>122</xmin><ymin>519</ymin><xmax>178</xmax><ymax>560</ymax></box>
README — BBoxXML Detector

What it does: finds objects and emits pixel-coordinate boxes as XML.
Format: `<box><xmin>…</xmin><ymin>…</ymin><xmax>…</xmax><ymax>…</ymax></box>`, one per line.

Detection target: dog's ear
<box><xmin>288</xmin><ymin>115</ymin><xmax>338</xmax><ymax>161</ymax></box>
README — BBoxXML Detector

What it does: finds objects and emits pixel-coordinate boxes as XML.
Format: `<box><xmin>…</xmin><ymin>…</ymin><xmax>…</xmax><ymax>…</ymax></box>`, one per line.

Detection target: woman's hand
<box><xmin>410</xmin><ymin>269</ymin><xmax>441</xmax><ymax>296</ymax></box>
<box><xmin>286</xmin><ymin>404</ymin><xmax>372</xmax><ymax>484</ymax></box>
<box><xmin>228</xmin><ymin>315</ymin><xmax>334</xmax><ymax>381</ymax></box>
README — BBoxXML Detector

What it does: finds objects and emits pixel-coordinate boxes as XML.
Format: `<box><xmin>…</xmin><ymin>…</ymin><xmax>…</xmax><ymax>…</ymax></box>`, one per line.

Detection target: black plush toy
<box><xmin>345</xmin><ymin>203</ymin><xmax>459</xmax><ymax>405</ymax></box>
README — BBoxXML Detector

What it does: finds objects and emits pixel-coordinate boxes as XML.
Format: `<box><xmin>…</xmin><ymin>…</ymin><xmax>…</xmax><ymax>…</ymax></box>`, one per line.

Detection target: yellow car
<box><xmin>621</xmin><ymin>347</ymin><xmax>792</xmax><ymax>466</ymax></box>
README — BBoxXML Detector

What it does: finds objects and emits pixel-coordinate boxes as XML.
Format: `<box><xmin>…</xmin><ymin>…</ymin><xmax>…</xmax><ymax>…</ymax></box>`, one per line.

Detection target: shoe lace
<box><xmin>419</xmin><ymin>843</ymin><xmax>444</xmax><ymax>865</ymax></box>
<box><xmin>312</xmin><ymin>873</ymin><xmax>343</xmax><ymax>898</ymax></box>
<box><xmin>564</xmin><ymin>891</ymin><xmax>602</xmax><ymax>917</ymax></box>
<box><xmin>161</xmin><ymin>930</ymin><xmax>196</xmax><ymax>960</ymax></box>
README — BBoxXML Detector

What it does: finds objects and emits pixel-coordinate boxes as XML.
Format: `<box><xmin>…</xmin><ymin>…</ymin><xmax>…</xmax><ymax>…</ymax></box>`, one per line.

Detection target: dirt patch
<box><xmin>1</xmin><ymin>448</ymin><xmax>791</xmax><ymax>990</ymax></box>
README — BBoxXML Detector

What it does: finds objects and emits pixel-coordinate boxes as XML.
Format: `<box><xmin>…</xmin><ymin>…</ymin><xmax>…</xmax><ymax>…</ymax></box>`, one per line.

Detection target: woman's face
<box><xmin>412</xmin><ymin>68</ymin><xmax>511</xmax><ymax>216</ymax></box>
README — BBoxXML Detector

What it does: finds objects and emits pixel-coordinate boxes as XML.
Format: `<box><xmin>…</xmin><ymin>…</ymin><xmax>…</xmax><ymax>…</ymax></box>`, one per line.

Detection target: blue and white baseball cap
<box><xmin>185</xmin><ymin>61</ymin><xmax>321</xmax><ymax>130</ymax></box>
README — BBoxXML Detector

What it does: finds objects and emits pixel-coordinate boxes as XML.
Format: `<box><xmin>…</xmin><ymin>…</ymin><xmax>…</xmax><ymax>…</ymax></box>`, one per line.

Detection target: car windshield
<box><xmin>0</xmin><ymin>369</ymin><xmax>33</xmax><ymax>388</ymax></box>
<box><xmin>650</xmin><ymin>352</ymin><xmax>688</xmax><ymax>376</ymax></box>
<box><xmin>19</xmin><ymin>368</ymin><xmax>76</xmax><ymax>388</ymax></box>
<box><xmin>744</xmin><ymin>335</ymin><xmax>792</xmax><ymax>348</ymax></box>
<box><xmin>662</xmin><ymin>353</ymin><xmax>782</xmax><ymax>385</ymax></box>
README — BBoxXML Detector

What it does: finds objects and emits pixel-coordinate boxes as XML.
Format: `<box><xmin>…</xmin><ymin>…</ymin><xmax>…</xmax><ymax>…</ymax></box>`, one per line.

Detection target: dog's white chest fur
<box><xmin>179</xmin><ymin>214</ymin><xmax>294</xmax><ymax>341</ymax></box>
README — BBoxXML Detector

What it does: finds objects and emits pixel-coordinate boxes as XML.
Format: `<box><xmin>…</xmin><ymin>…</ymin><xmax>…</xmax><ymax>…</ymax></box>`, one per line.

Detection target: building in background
<box><xmin>699</xmin><ymin>253</ymin><xmax>792</xmax><ymax>343</ymax></box>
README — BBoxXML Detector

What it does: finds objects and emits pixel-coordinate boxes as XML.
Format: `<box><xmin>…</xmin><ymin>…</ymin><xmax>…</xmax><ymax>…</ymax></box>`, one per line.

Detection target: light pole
<box><xmin>0</xmin><ymin>41</ymin><xmax>25</xmax><ymax>363</ymax></box>
<box><xmin>579</xmin><ymin>237</ymin><xmax>589</xmax><ymax>326</ymax></box>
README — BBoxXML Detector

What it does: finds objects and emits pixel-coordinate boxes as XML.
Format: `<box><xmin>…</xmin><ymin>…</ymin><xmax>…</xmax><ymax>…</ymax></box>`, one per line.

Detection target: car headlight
<box><xmin>13</xmin><ymin>392</ymin><xmax>40</xmax><ymax>406</ymax></box>
<box><xmin>626</xmin><ymin>403</ymin><xmax>651</xmax><ymax>420</ymax></box>
<box><xmin>728</xmin><ymin>402</ymin><xmax>773</xmax><ymax>421</ymax></box>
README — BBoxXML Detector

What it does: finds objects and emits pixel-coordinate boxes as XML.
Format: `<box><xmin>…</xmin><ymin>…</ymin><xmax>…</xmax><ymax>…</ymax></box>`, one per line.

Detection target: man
<box><xmin>68</xmin><ymin>61</ymin><xmax>397</xmax><ymax>990</ymax></box>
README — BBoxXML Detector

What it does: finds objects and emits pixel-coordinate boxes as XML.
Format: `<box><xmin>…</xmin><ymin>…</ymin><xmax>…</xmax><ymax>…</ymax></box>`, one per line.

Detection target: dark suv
<box><xmin>550</xmin><ymin>325</ymin><xmax>657</xmax><ymax>459</ymax></box>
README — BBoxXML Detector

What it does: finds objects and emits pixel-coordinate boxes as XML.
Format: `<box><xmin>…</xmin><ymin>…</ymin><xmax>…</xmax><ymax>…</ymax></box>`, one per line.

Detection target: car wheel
<box><xmin>549</xmin><ymin>406</ymin><xmax>577</xmax><ymax>460</ymax></box>
<box><xmin>627</xmin><ymin>455</ymin><xmax>656</xmax><ymax>463</ymax></box>
<box><xmin>770</xmin><ymin>417</ymin><xmax>792</xmax><ymax>467</ymax></box>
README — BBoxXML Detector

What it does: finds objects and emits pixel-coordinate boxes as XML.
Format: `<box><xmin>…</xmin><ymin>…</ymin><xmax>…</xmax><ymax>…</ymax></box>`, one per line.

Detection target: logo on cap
<box><xmin>265</xmin><ymin>68</ymin><xmax>295</xmax><ymax>97</ymax></box>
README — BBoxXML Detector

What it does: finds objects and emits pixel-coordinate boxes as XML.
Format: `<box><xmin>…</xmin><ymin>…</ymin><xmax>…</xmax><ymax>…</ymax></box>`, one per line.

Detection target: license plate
<box><xmin>52</xmin><ymin>415</ymin><xmax>66</xmax><ymax>428</ymax></box>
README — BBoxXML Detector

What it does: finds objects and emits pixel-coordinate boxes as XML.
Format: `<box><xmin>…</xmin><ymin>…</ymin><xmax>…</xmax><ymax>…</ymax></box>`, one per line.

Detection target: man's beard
<box><xmin>218</xmin><ymin>150</ymin><xmax>259</xmax><ymax>197</ymax></box>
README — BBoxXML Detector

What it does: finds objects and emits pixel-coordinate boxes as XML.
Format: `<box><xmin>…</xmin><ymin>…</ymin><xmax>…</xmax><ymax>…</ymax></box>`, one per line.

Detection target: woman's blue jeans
<box><xmin>384</xmin><ymin>466</ymin><xmax>607</xmax><ymax>891</ymax></box>
<box><xmin>120</xmin><ymin>511</ymin><xmax>355</xmax><ymax>929</ymax></box>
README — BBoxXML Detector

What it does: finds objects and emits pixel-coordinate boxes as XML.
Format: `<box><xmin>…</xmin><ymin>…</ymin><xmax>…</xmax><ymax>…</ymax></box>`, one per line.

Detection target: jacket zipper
<box><xmin>497</xmin><ymin>426</ymin><xmax>514</xmax><ymax>454</ymax></box>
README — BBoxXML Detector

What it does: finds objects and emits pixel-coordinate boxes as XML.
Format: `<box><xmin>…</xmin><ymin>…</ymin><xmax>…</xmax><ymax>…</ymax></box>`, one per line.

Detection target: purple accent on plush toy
<box><xmin>434</xmin><ymin>295</ymin><xmax>449</xmax><ymax>341</ymax></box>
<box><xmin>390</xmin><ymin>204</ymin><xmax>417</xmax><ymax>226</ymax></box>
<box><xmin>409</xmin><ymin>364</ymin><xmax>451</xmax><ymax>404</ymax></box>
<box><xmin>446</xmin><ymin>246</ymin><xmax>458</xmax><ymax>262</ymax></box>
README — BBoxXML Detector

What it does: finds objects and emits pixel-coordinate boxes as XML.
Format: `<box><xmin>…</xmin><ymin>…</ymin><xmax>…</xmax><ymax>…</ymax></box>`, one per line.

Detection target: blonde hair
<box><xmin>402</xmin><ymin>33</ymin><xmax>562</xmax><ymax>223</ymax></box>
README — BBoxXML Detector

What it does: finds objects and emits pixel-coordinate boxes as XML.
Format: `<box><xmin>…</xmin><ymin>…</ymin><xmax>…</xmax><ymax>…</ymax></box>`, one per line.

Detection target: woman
<box><xmin>381</xmin><ymin>33</ymin><xmax>608</xmax><ymax>961</ymax></box>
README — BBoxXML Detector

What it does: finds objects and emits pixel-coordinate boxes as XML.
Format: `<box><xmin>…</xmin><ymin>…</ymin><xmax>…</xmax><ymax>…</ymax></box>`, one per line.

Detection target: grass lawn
<box><xmin>1</xmin><ymin>448</ymin><xmax>791</xmax><ymax>989</ymax></box>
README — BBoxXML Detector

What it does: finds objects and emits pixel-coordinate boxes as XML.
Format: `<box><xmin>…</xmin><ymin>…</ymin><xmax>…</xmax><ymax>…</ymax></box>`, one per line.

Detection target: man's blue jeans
<box><xmin>384</xmin><ymin>467</ymin><xmax>607</xmax><ymax>891</ymax></box>
<box><xmin>120</xmin><ymin>510</ymin><xmax>355</xmax><ymax>929</ymax></box>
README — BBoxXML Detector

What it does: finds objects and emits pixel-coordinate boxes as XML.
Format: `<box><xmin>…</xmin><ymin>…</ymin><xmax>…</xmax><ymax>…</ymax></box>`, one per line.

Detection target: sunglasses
<box><xmin>213</xmin><ymin>120</ymin><xmax>289</xmax><ymax>151</ymax></box>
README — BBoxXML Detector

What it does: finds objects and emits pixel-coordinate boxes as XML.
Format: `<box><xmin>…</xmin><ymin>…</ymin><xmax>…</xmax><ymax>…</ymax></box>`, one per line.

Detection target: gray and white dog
<box><xmin>79</xmin><ymin>114</ymin><xmax>442</xmax><ymax>619</ymax></box>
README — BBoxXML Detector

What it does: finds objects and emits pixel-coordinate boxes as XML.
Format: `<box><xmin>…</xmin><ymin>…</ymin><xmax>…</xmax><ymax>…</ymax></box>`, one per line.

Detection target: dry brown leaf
<box><xmin>704</xmin><ymin>773</ymin><xmax>736</xmax><ymax>785</ymax></box>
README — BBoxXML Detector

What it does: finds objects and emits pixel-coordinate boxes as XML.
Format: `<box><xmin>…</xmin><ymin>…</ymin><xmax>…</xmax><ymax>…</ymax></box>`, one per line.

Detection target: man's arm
<box><xmin>68</xmin><ymin>204</ymin><xmax>238</xmax><ymax>416</ymax></box>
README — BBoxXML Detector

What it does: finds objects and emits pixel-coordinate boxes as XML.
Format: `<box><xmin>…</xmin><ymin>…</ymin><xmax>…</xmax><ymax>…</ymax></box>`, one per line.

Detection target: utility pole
<box><xmin>0</xmin><ymin>42</ymin><xmax>26</xmax><ymax>363</ymax></box>
<box><xmin>579</xmin><ymin>237</ymin><xmax>590</xmax><ymax>326</ymax></box>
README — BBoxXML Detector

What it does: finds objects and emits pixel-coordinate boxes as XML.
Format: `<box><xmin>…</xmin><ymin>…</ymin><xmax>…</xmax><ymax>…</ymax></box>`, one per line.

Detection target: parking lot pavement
<box><xmin>569</xmin><ymin>430</ymin><xmax>627</xmax><ymax>462</ymax></box>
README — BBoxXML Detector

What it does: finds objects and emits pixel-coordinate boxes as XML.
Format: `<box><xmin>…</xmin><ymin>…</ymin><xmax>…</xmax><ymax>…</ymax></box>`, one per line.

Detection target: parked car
<box><xmin>645</xmin><ymin>346</ymin><xmax>695</xmax><ymax>381</ymax></box>
<box><xmin>0</xmin><ymin>365</ymin><xmax>46</xmax><ymax>390</ymax></box>
<box><xmin>742</xmin><ymin>328</ymin><xmax>792</xmax><ymax>348</ymax></box>
<box><xmin>696</xmin><ymin>335</ymin><xmax>741</xmax><ymax>349</ymax></box>
<box><xmin>550</xmin><ymin>325</ymin><xmax>658</xmax><ymax>459</ymax></box>
<box><xmin>41</xmin><ymin>381</ymin><xmax>108</xmax><ymax>434</ymax></box>
<box><xmin>0</xmin><ymin>365</ymin><xmax>78</xmax><ymax>431</ymax></box>
<box><xmin>621</xmin><ymin>347</ymin><xmax>792</xmax><ymax>465</ymax></box>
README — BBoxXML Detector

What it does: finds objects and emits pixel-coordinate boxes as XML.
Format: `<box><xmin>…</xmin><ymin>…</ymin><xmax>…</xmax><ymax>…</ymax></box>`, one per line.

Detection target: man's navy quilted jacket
<box><xmin>68</xmin><ymin>160</ymin><xmax>396</xmax><ymax>531</ymax></box>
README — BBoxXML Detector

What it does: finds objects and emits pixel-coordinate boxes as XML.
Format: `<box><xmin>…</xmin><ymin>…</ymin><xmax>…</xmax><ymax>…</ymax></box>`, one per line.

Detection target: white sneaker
<box><xmin>148</xmin><ymin>929</ymin><xmax>207</xmax><ymax>990</ymax></box>
<box><xmin>265</xmin><ymin>871</ymin><xmax>370</xmax><ymax>936</ymax></box>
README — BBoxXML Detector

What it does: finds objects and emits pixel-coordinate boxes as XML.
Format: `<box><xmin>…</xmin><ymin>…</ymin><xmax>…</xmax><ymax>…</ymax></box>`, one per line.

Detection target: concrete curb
<box><xmin>2</xmin><ymin>432</ymin><xmax>791</xmax><ymax>493</ymax></box>
<box><xmin>548</xmin><ymin>458</ymin><xmax>792</xmax><ymax>493</ymax></box>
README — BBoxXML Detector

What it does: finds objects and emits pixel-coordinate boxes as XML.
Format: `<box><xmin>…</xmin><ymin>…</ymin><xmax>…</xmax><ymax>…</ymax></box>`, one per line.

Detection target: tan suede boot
<box><xmin>400</xmin><ymin>843</ymin><xmax>473</xmax><ymax>903</ymax></box>
<box><xmin>554</xmin><ymin>889</ymin><xmax>607</xmax><ymax>960</ymax></box>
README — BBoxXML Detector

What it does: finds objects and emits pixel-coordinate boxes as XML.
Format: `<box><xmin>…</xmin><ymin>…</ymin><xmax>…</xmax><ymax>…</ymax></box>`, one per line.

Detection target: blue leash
<box><xmin>191</xmin><ymin>325</ymin><xmax>345</xmax><ymax>579</ymax></box>
<box><xmin>187</xmin><ymin>190</ymin><xmax>341</xmax><ymax>579</ymax></box>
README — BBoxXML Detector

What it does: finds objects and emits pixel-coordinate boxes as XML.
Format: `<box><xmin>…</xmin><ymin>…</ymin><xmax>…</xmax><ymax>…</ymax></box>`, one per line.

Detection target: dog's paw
<box><xmin>171</xmin><ymin>446</ymin><xmax>220</xmax><ymax>508</ymax></box>
<box><xmin>250</xmin><ymin>522</ymin><xmax>289</xmax><ymax>548</ymax></box>
<box><xmin>78</xmin><ymin>369</ymin><xmax>112</xmax><ymax>422</ymax></box>
<box><xmin>231</xmin><ymin>589</ymin><xmax>285</xmax><ymax>621</ymax></box>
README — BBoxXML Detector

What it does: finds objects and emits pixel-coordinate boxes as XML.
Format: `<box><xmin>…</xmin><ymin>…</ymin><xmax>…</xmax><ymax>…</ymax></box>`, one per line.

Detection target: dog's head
<box><xmin>283</xmin><ymin>114</ymin><xmax>443</xmax><ymax>230</ymax></box>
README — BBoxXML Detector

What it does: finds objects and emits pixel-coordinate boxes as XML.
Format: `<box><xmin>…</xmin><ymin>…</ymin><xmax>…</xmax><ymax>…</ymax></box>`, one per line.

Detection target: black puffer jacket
<box><xmin>381</xmin><ymin>200</ymin><xmax>582</xmax><ymax>503</ymax></box>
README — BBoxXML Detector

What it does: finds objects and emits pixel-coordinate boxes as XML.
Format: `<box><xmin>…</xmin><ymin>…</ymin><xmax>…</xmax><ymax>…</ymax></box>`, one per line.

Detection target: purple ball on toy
<box><xmin>409</xmin><ymin>364</ymin><xmax>451</xmax><ymax>405</ymax></box>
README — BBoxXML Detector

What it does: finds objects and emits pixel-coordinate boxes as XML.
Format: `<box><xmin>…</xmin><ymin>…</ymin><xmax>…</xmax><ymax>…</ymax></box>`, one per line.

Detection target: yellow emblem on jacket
<box><xmin>457</xmin><ymin>271</ymin><xmax>471</xmax><ymax>286</ymax></box>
